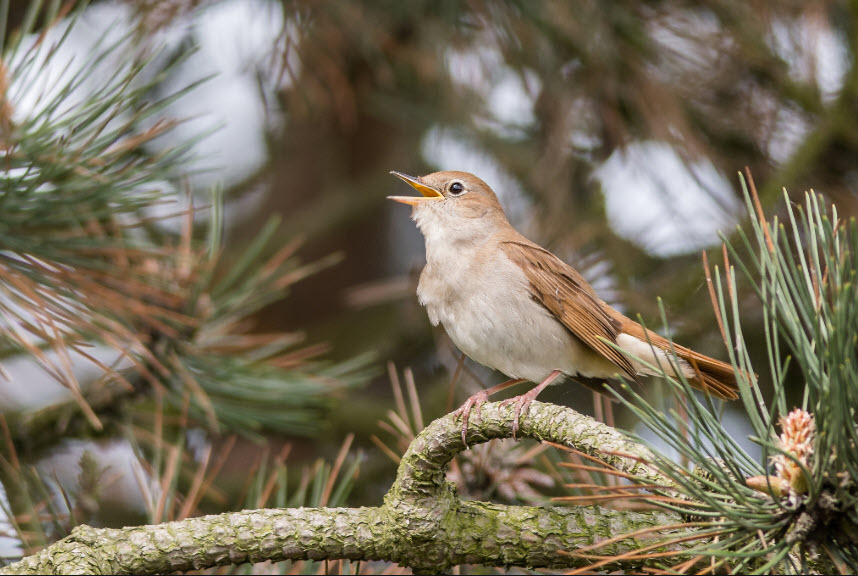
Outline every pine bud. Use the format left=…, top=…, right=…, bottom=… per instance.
left=772, top=408, right=814, bottom=496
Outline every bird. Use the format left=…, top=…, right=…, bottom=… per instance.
left=388, top=170, right=740, bottom=443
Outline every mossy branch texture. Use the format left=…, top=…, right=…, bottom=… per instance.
left=1, top=401, right=691, bottom=574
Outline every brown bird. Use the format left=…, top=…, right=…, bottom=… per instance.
left=389, top=170, right=739, bottom=442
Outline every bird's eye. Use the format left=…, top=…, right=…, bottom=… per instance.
left=449, top=182, right=465, bottom=195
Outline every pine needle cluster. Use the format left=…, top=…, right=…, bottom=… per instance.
left=600, top=173, right=858, bottom=574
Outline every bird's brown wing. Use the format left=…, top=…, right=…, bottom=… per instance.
left=500, top=240, right=639, bottom=381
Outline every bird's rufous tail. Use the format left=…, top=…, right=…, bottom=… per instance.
left=617, top=316, right=741, bottom=400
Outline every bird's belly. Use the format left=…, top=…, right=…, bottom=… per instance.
left=426, top=279, right=616, bottom=383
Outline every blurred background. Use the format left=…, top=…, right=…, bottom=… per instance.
left=1, top=0, right=857, bottom=571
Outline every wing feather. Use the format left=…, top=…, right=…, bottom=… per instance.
left=500, top=240, right=638, bottom=381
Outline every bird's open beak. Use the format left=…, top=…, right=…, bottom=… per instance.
left=388, top=171, right=443, bottom=205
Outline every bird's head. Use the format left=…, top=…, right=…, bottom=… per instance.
left=388, top=170, right=508, bottom=244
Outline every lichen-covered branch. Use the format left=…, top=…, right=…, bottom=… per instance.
left=1, top=502, right=683, bottom=575
left=0, top=402, right=686, bottom=575
left=392, top=398, right=669, bottom=498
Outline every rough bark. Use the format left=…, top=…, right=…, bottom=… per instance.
left=1, top=401, right=689, bottom=575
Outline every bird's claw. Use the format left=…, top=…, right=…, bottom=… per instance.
left=501, top=393, right=535, bottom=441
left=454, top=390, right=490, bottom=448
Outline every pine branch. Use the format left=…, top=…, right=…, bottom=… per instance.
left=0, top=401, right=691, bottom=575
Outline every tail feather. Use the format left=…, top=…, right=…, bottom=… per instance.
left=670, top=342, right=740, bottom=400
left=613, top=311, right=742, bottom=400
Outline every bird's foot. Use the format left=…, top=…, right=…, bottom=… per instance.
left=453, top=378, right=526, bottom=448
left=500, top=370, right=562, bottom=440
left=500, top=392, right=537, bottom=440
left=453, top=390, right=489, bottom=448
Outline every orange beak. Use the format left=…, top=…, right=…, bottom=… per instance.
left=388, top=171, right=443, bottom=205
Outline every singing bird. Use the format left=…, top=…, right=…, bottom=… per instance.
left=389, top=170, right=739, bottom=442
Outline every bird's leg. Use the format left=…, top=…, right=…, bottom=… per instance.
left=501, top=370, right=563, bottom=439
left=454, top=378, right=526, bottom=447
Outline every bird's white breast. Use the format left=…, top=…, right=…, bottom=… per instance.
left=409, top=199, right=695, bottom=385
left=416, top=235, right=617, bottom=383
